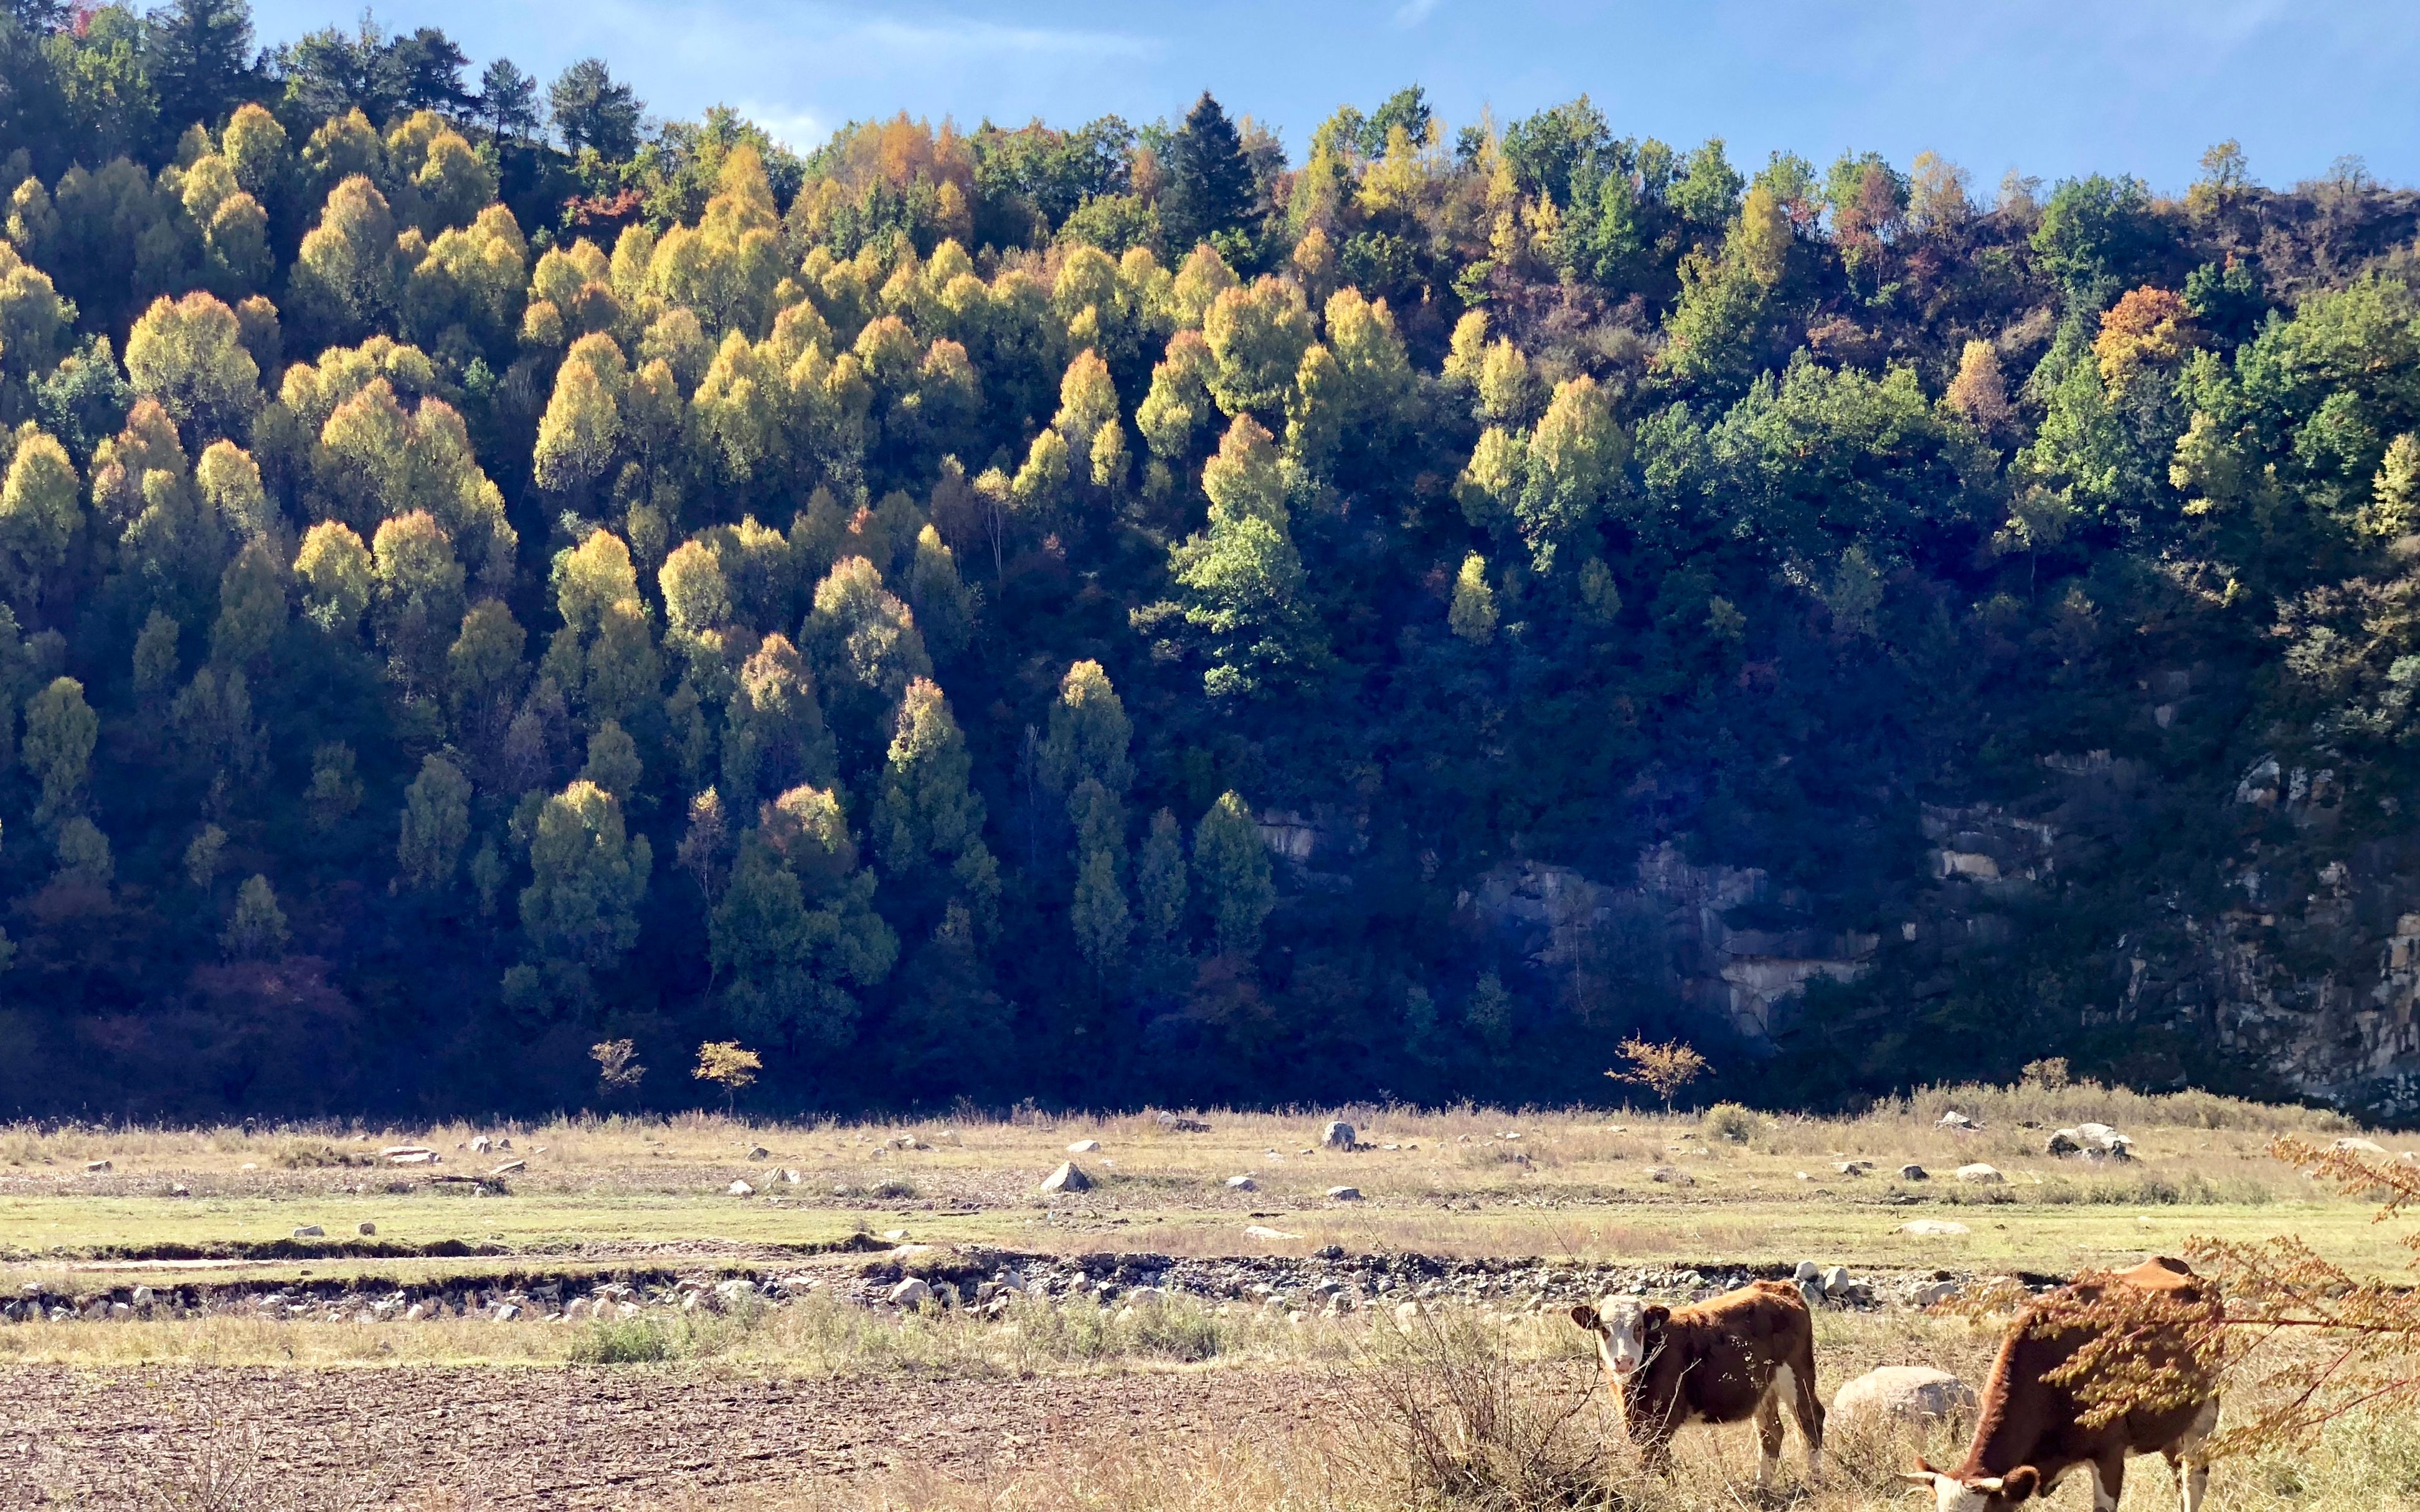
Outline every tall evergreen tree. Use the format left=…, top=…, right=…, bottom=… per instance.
left=147, top=0, right=255, bottom=135
left=1161, top=92, right=1254, bottom=250
left=549, top=57, right=642, bottom=159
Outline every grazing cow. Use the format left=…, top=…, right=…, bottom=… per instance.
left=1569, top=1278, right=1824, bottom=1486
left=1904, top=1256, right=2220, bottom=1512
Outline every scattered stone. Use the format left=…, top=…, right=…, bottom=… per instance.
left=748, top=1145, right=770, bottom=1161
left=1937, top=1110, right=1976, bottom=1130
left=1954, top=1163, right=2003, bottom=1184
left=1321, top=1120, right=1356, bottom=1151
left=1067, top=1140, right=1102, bottom=1154
left=1833, top=1160, right=1873, bottom=1176
left=888, top=1278, right=933, bottom=1308
left=291, top=1225, right=325, bottom=1239
left=491, top=1160, right=526, bottom=1176
left=1830, top=1366, right=1977, bottom=1433
left=1039, top=1161, right=1093, bottom=1194
left=1647, top=1166, right=1695, bottom=1186
left=404, top=1303, right=430, bottom=1321
left=727, top=1180, right=754, bottom=1197
left=1157, top=1112, right=1211, bottom=1133
left=1394, top=1300, right=1422, bottom=1323
left=1226, top=1175, right=1257, bottom=1191
left=1899, top=1164, right=1929, bottom=1181
left=1326, top=1186, right=1364, bottom=1202
left=168, top=1184, right=190, bottom=1197
left=491, top=1303, right=520, bottom=1322
left=1794, top=1260, right=1822, bottom=1283
left=1821, top=1265, right=1851, bottom=1295
left=469, top=1136, right=492, bottom=1155
left=1901, top=1219, right=1970, bottom=1236
left=83, top=1160, right=111, bottom=1173
left=714, top=1279, right=757, bottom=1307
left=1243, top=1224, right=1302, bottom=1241
left=1795, top=1171, right=1812, bottom=1182
left=781, top=1169, right=802, bottom=1184
left=1908, top=1278, right=1964, bottom=1306
left=383, top=1147, right=437, bottom=1165
left=131, top=1287, right=154, bottom=1308
left=357, top=1222, right=376, bottom=1237
left=2334, top=1136, right=2390, bottom=1156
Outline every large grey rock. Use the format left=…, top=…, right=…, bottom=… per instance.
left=2047, top=1123, right=2133, bottom=1160
left=1899, top=1163, right=1929, bottom=1180
left=726, top=1179, right=754, bottom=1196
left=1039, top=1161, right=1093, bottom=1194
left=1226, top=1175, right=1257, bottom=1191
left=83, top=1160, right=111, bottom=1173
left=1325, top=1185, right=1363, bottom=1201
left=1821, top=1265, right=1851, bottom=1295
left=1067, top=1139, right=1102, bottom=1154
left=1647, top=1165, right=1695, bottom=1186
left=887, top=1278, right=933, bottom=1308
left=1937, top=1110, right=1975, bottom=1130
left=291, top=1225, right=325, bottom=1239
left=1158, top=1112, right=1211, bottom=1132
left=1830, top=1366, right=1976, bottom=1432
left=1793, top=1260, right=1822, bottom=1283
left=1321, top=1120, right=1356, bottom=1150
left=1954, top=1163, right=2003, bottom=1184
left=357, top=1221, right=377, bottom=1236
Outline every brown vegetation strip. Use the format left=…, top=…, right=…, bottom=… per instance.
left=7, top=1363, right=1343, bottom=1507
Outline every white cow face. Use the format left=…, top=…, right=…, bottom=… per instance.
left=1567, top=1295, right=1666, bottom=1378
left=1901, top=1464, right=2041, bottom=1511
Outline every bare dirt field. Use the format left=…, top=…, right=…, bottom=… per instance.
left=4, top=1361, right=1343, bottom=1508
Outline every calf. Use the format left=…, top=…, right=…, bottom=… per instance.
left=1569, top=1278, right=1823, bottom=1486
left=1905, top=1256, right=2220, bottom=1512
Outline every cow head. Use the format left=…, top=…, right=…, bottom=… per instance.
left=1900, top=1460, right=2040, bottom=1510
left=1567, top=1295, right=1666, bottom=1379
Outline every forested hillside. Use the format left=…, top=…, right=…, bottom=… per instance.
left=1, top=2, right=2418, bottom=1120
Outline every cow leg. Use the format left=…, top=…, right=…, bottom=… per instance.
left=1752, top=1381, right=1784, bottom=1487
left=2169, top=1396, right=2219, bottom=1512
left=1782, top=1357, right=1824, bottom=1475
left=2091, top=1455, right=2124, bottom=1512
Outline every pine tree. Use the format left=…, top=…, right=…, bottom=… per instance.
left=1163, top=92, right=1255, bottom=251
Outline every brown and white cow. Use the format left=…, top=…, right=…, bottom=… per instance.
left=1569, top=1278, right=1824, bottom=1486
left=1904, top=1256, right=2221, bottom=1512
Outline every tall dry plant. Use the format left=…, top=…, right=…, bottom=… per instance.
left=1336, top=1306, right=1630, bottom=1511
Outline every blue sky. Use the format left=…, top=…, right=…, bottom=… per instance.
left=248, top=1, right=2420, bottom=191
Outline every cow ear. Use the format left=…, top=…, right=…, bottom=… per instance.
left=1641, top=1304, right=1670, bottom=1330
left=2002, top=1466, right=2041, bottom=1501
left=1568, top=1304, right=1600, bottom=1332
left=1896, top=1470, right=1940, bottom=1487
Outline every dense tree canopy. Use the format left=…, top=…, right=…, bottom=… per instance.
left=0, top=4, right=2415, bottom=1119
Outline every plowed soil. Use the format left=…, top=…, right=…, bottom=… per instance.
left=5, top=1363, right=1342, bottom=1508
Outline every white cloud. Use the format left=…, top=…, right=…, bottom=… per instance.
left=733, top=103, right=828, bottom=151
left=846, top=14, right=1159, bottom=62
left=1394, top=0, right=1445, bottom=24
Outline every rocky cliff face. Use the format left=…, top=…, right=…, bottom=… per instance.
left=1447, top=751, right=2420, bottom=1118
